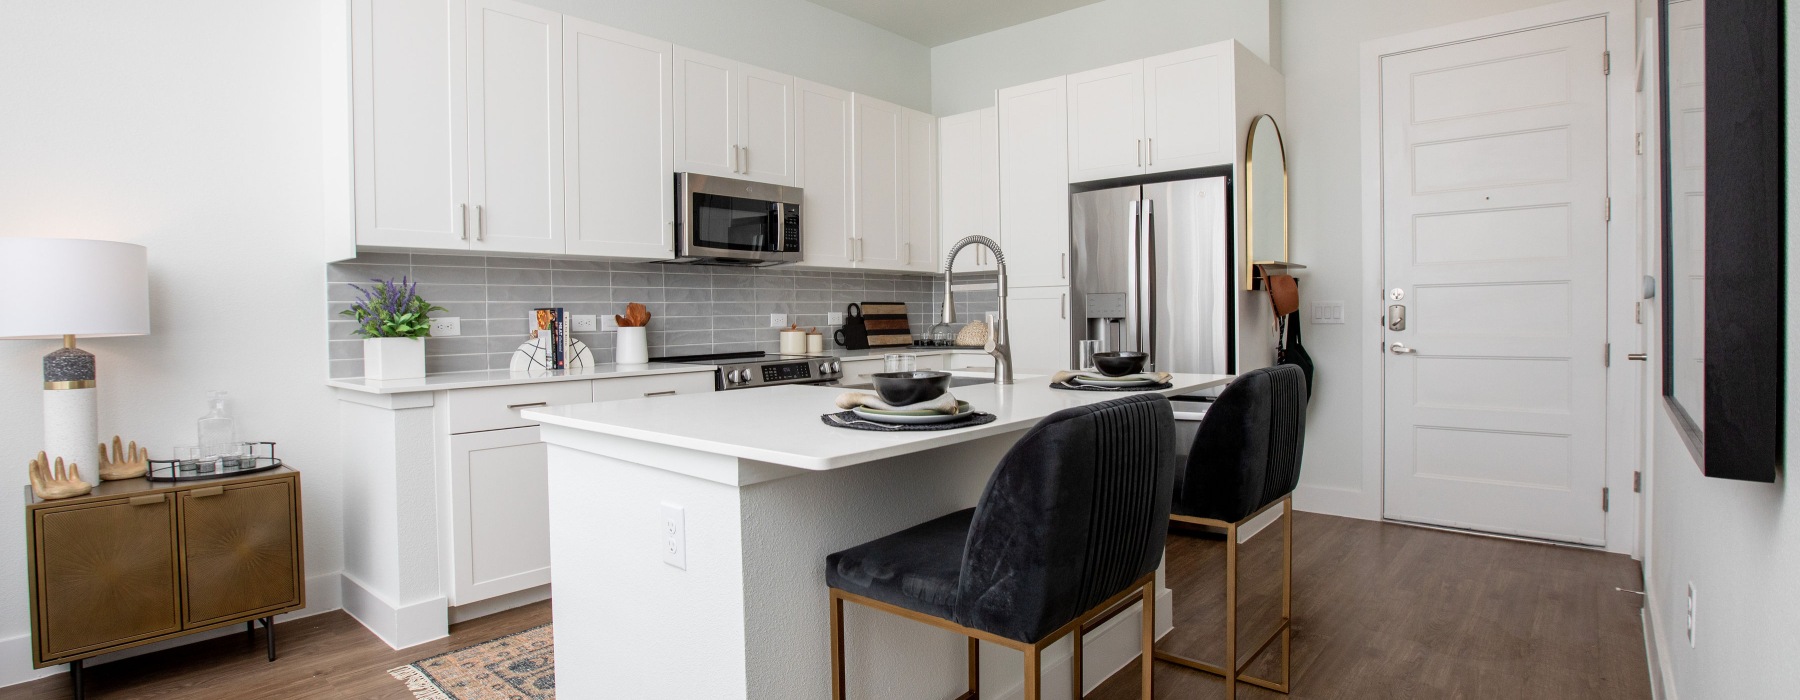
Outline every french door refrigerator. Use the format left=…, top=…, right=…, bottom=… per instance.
left=1069, top=176, right=1232, bottom=397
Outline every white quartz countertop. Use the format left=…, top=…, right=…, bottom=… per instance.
left=819, top=346, right=991, bottom=361
left=527, top=373, right=1232, bottom=471
left=326, top=362, right=715, bottom=394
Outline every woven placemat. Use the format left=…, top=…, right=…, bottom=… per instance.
left=820, top=411, right=998, bottom=432
left=1049, top=380, right=1175, bottom=392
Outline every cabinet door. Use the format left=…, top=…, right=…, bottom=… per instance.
left=901, top=107, right=938, bottom=273
left=32, top=496, right=181, bottom=662
left=1066, top=60, right=1146, bottom=183
left=1006, top=286, right=1073, bottom=373
left=350, top=0, right=469, bottom=250
left=1144, top=45, right=1231, bottom=173
left=465, top=0, right=564, bottom=254
left=852, top=94, right=906, bottom=270
left=673, top=47, right=738, bottom=178
left=938, top=109, right=999, bottom=272
left=795, top=79, right=854, bottom=267
left=179, top=479, right=302, bottom=626
left=998, top=76, right=1071, bottom=288
left=449, top=427, right=552, bottom=604
left=562, top=19, right=674, bottom=259
left=738, top=66, right=795, bottom=186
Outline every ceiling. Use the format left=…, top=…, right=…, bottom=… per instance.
left=802, top=0, right=1110, bottom=46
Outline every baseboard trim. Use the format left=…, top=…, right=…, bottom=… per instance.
left=984, top=587, right=1175, bottom=700
left=1643, top=586, right=1678, bottom=700
left=448, top=584, right=551, bottom=625
left=340, top=573, right=449, bottom=650
left=0, top=572, right=345, bottom=690
left=1293, top=484, right=1378, bottom=521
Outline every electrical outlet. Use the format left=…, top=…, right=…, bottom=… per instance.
left=769, top=313, right=789, bottom=328
left=827, top=312, right=844, bottom=325
left=1310, top=301, right=1345, bottom=325
left=1686, top=583, right=1696, bottom=647
left=571, top=314, right=598, bottom=332
left=429, top=317, right=461, bottom=337
left=662, top=503, right=686, bottom=570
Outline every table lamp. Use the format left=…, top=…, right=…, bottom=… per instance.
left=0, top=238, right=150, bottom=494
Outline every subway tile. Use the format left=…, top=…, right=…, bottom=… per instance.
left=431, top=302, right=486, bottom=320
left=328, top=321, right=364, bottom=341
left=610, top=262, right=665, bottom=273
left=554, top=286, right=612, bottom=303
left=485, top=256, right=553, bottom=269
left=552, top=259, right=608, bottom=271
left=489, top=317, right=528, bottom=337
left=552, top=270, right=610, bottom=287
left=663, top=271, right=712, bottom=288
left=664, top=287, right=711, bottom=303
left=712, top=328, right=763, bottom=343
left=329, top=340, right=363, bottom=360
left=453, top=320, right=488, bottom=337
left=426, top=354, right=489, bottom=374
left=712, top=302, right=758, bottom=316
left=659, top=344, right=714, bottom=357
left=658, top=316, right=712, bottom=331
left=329, top=358, right=364, bottom=378
left=328, top=263, right=411, bottom=283
left=483, top=267, right=551, bottom=286
left=712, top=274, right=754, bottom=289
left=488, top=285, right=554, bottom=302
left=712, top=315, right=761, bottom=329
left=610, top=270, right=662, bottom=287
left=660, top=302, right=711, bottom=318
left=557, top=302, right=614, bottom=318
left=712, top=287, right=756, bottom=302
left=425, top=336, right=489, bottom=356
left=343, top=252, right=412, bottom=265
left=665, top=330, right=714, bottom=346
left=414, top=283, right=489, bottom=302
left=610, top=286, right=666, bottom=303
left=412, top=265, right=488, bottom=284
left=412, top=253, right=485, bottom=267
left=488, top=335, right=531, bottom=353
left=754, top=288, right=796, bottom=302
left=487, top=302, right=546, bottom=323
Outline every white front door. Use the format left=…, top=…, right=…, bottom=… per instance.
left=1380, top=18, right=1610, bottom=545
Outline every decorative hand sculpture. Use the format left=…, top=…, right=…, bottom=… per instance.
left=99, top=436, right=148, bottom=481
left=29, top=451, right=93, bottom=500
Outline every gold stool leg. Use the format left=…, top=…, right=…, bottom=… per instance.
left=1023, top=645, right=1042, bottom=700
left=968, top=636, right=981, bottom=698
left=1072, top=626, right=1084, bottom=699
left=1225, top=520, right=1238, bottom=700
left=830, top=591, right=846, bottom=700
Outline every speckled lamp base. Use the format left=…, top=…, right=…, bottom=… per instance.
left=43, top=339, right=98, bottom=488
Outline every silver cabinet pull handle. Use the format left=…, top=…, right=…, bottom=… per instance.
left=1136, top=139, right=1143, bottom=167
left=1627, top=353, right=1648, bottom=361
left=741, top=146, right=748, bottom=173
left=476, top=205, right=486, bottom=241
left=1061, top=293, right=1068, bottom=319
left=1146, top=138, right=1153, bottom=166
left=460, top=203, right=469, bottom=240
left=1389, top=343, right=1416, bottom=355
left=643, top=390, right=677, bottom=397
left=904, top=241, right=912, bottom=264
left=506, top=401, right=549, bottom=410
left=1061, top=252, right=1067, bottom=279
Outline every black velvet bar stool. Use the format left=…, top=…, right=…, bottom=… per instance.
left=1090, top=365, right=1308, bottom=697
left=826, top=394, right=1179, bottom=700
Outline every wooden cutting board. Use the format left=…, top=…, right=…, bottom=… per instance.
left=859, top=302, right=913, bottom=348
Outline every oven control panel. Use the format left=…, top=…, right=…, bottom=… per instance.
left=716, top=357, right=843, bottom=390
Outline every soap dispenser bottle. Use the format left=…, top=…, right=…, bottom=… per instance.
left=197, top=391, right=237, bottom=458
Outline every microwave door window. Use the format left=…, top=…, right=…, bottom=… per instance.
left=694, top=193, right=777, bottom=252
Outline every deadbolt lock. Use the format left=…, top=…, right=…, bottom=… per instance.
left=1388, top=305, right=1406, bottom=331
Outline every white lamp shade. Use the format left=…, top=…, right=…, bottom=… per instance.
left=0, top=238, right=150, bottom=339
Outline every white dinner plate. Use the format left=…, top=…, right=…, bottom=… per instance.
left=1071, top=376, right=1160, bottom=388
left=852, top=401, right=974, bottom=425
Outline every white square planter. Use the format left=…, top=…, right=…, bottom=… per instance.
left=364, top=337, right=426, bottom=380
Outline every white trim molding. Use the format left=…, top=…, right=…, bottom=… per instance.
left=1356, top=0, right=1643, bottom=555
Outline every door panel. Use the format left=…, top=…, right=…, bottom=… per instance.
left=673, top=47, right=737, bottom=178
left=740, top=67, right=795, bottom=185
left=35, top=497, right=181, bottom=659
left=796, top=80, right=854, bottom=267
left=1144, top=45, right=1230, bottom=172
left=1066, top=60, right=1145, bottom=183
left=998, top=76, right=1070, bottom=289
left=450, top=427, right=552, bottom=604
left=563, top=19, right=672, bottom=259
left=180, top=480, right=301, bottom=625
left=351, top=0, right=467, bottom=249
left=938, top=109, right=999, bottom=272
left=853, top=94, right=905, bottom=269
left=1381, top=19, right=1609, bottom=545
left=466, top=0, right=563, bottom=254
left=902, top=108, right=937, bottom=272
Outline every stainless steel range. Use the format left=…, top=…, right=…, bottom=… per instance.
left=657, top=351, right=843, bottom=391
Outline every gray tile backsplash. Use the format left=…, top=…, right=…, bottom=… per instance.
left=326, top=253, right=998, bottom=379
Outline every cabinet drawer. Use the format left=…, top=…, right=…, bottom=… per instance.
left=179, top=478, right=302, bottom=626
left=447, top=381, right=593, bottom=434
left=945, top=353, right=995, bottom=371
left=32, top=495, right=181, bottom=662
left=592, top=371, right=714, bottom=402
left=839, top=358, right=886, bottom=382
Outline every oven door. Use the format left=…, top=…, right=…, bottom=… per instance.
left=677, top=173, right=802, bottom=263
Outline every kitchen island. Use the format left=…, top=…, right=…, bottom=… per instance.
left=526, top=373, right=1231, bottom=699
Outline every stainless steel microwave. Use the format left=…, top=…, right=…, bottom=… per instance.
left=669, top=173, right=802, bottom=266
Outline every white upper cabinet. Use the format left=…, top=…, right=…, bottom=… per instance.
left=938, top=108, right=999, bottom=273
left=347, top=0, right=468, bottom=250
left=464, top=0, right=564, bottom=255
left=1066, top=60, right=1146, bottom=183
left=901, top=107, right=937, bottom=273
left=561, top=19, right=673, bottom=259
left=851, top=93, right=906, bottom=270
left=795, top=79, right=854, bottom=268
left=1143, top=44, right=1232, bottom=173
left=998, top=76, right=1070, bottom=288
left=673, top=48, right=794, bottom=186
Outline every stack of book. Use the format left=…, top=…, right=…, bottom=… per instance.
left=533, top=308, right=572, bottom=370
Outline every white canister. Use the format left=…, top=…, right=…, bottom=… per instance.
left=779, top=329, right=807, bottom=355
left=364, top=337, right=426, bottom=380
left=806, top=333, right=824, bottom=354
left=616, top=326, right=649, bottom=364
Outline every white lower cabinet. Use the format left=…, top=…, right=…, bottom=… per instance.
left=1006, top=286, right=1073, bottom=373
left=448, top=426, right=552, bottom=605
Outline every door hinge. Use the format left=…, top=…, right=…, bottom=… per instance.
left=1603, top=487, right=1611, bottom=512
left=1633, top=471, right=1642, bottom=493
left=1636, top=132, right=1645, bottom=155
left=1604, top=196, right=1612, bottom=221
left=1602, top=51, right=1611, bottom=75
left=1604, top=342, right=1612, bottom=367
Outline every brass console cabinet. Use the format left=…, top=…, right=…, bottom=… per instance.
left=26, top=467, right=305, bottom=698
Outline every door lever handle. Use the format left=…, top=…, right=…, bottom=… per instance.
left=1389, top=342, right=1416, bottom=355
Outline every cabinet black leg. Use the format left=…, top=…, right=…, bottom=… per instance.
left=246, top=620, right=257, bottom=644
left=263, top=617, right=277, bottom=662
left=68, top=659, right=83, bottom=700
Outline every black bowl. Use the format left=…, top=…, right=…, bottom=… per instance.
left=1091, top=351, right=1148, bottom=377
left=869, top=371, right=952, bottom=406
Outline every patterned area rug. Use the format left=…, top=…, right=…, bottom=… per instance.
left=389, top=624, right=555, bottom=700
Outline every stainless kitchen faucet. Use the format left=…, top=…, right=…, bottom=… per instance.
left=941, top=236, right=1013, bottom=385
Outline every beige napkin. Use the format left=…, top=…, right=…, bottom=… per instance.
left=834, top=392, right=961, bottom=414
left=1051, top=370, right=1173, bottom=385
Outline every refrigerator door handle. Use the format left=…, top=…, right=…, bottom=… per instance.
left=1126, top=200, right=1142, bottom=353
left=1140, top=199, right=1156, bottom=367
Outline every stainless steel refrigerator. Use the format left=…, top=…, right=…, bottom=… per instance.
left=1070, top=177, right=1232, bottom=391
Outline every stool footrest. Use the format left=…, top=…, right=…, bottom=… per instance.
left=1151, top=616, right=1291, bottom=693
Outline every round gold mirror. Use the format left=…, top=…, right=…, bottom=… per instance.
left=1245, top=114, right=1289, bottom=289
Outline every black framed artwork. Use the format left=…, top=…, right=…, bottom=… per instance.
left=1657, top=0, right=1784, bottom=481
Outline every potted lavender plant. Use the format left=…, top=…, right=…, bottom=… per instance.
left=340, top=277, right=447, bottom=380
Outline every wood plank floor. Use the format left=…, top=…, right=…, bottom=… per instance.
left=0, top=513, right=1649, bottom=699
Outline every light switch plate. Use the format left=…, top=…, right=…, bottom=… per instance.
left=662, top=503, right=686, bottom=570
left=429, top=317, right=461, bottom=337
left=827, top=312, right=844, bottom=325
left=1310, top=301, right=1345, bottom=325
left=571, top=314, right=598, bottom=332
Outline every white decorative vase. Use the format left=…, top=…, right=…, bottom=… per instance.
left=364, top=337, right=426, bottom=380
left=616, top=326, right=649, bottom=365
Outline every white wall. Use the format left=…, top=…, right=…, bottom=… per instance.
left=1639, top=7, right=1800, bottom=698
left=1278, top=0, right=1566, bottom=510
left=929, top=0, right=1278, bottom=115
left=0, top=0, right=928, bottom=687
